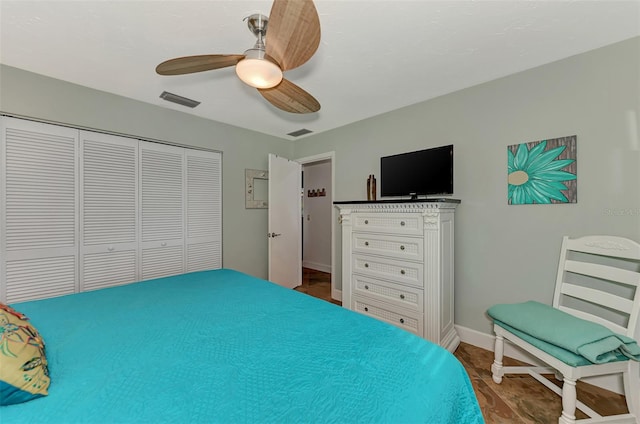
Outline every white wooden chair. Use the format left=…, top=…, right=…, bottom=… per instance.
left=490, top=235, right=640, bottom=424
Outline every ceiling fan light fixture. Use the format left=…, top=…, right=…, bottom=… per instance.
left=235, top=48, right=283, bottom=89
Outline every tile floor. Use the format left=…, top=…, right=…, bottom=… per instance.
left=295, top=268, right=629, bottom=424
left=455, top=342, right=627, bottom=423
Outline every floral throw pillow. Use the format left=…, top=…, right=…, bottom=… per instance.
left=0, top=303, right=50, bottom=405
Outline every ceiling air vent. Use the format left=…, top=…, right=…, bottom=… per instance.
left=159, top=91, right=201, bottom=108
left=287, top=128, right=313, bottom=137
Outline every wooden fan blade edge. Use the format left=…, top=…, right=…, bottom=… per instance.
left=156, top=54, right=245, bottom=75
left=265, top=0, right=321, bottom=72
left=258, top=78, right=320, bottom=114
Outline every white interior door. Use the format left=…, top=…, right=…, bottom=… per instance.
left=1, top=117, right=79, bottom=303
left=268, top=154, right=301, bottom=288
left=79, top=131, right=138, bottom=292
left=185, top=149, right=222, bottom=272
left=139, top=141, right=185, bottom=281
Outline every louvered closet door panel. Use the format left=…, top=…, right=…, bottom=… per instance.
left=80, top=131, right=138, bottom=291
left=1, top=117, right=78, bottom=302
left=140, top=141, right=184, bottom=280
left=83, top=250, right=137, bottom=291
left=186, top=150, right=222, bottom=272
left=6, top=255, right=77, bottom=303
left=142, top=245, right=184, bottom=280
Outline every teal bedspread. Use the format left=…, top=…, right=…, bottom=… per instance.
left=2, top=269, right=483, bottom=423
left=488, top=301, right=640, bottom=365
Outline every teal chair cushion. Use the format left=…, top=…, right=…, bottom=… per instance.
left=488, top=301, right=639, bottom=365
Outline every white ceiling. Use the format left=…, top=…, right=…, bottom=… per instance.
left=1, top=1, right=639, bottom=140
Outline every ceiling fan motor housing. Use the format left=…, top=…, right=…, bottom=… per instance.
left=245, top=14, right=269, bottom=37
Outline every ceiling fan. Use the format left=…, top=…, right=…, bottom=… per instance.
left=156, top=0, right=321, bottom=114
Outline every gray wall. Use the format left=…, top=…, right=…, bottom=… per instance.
left=293, top=37, right=640, bottom=335
left=2, top=37, right=638, bottom=336
left=0, top=64, right=293, bottom=279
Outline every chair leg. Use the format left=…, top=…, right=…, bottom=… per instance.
left=559, top=378, right=577, bottom=424
left=623, top=362, right=639, bottom=418
left=491, top=334, right=504, bottom=384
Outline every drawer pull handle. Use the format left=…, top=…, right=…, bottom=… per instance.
left=364, top=307, right=369, bottom=312
left=400, top=245, right=405, bottom=250
left=364, top=285, right=369, bottom=290
left=364, top=241, right=369, bottom=246
left=364, top=220, right=369, bottom=224
left=400, top=269, right=405, bottom=275
left=400, top=221, right=405, bottom=226
left=364, top=263, right=369, bottom=268
left=399, top=318, right=405, bottom=324
left=399, top=294, right=405, bottom=299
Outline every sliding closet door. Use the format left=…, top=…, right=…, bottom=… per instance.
left=185, top=149, right=222, bottom=272
left=1, top=117, right=79, bottom=303
left=139, top=141, right=185, bottom=280
left=79, top=131, right=138, bottom=291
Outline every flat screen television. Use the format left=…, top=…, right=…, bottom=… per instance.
left=380, top=144, right=453, bottom=198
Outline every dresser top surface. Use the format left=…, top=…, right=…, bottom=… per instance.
left=334, top=198, right=460, bottom=205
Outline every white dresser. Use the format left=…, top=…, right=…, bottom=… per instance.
left=335, top=200, right=460, bottom=352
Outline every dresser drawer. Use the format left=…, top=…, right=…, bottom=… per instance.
left=352, top=295, right=423, bottom=336
left=352, top=233, right=423, bottom=261
left=352, top=254, right=424, bottom=288
left=353, top=274, right=423, bottom=312
left=352, top=213, right=422, bottom=236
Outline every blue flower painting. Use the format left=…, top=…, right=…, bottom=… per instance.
left=508, top=136, right=577, bottom=205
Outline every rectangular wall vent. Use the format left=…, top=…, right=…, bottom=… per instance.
left=287, top=128, right=313, bottom=137
left=159, top=91, right=201, bottom=108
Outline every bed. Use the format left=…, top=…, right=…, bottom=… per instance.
left=1, top=269, right=483, bottom=423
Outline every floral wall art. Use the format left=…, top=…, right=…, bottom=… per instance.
left=507, top=135, right=577, bottom=205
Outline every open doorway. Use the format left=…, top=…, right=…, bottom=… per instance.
left=297, top=152, right=339, bottom=302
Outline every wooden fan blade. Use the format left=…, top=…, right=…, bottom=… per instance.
left=258, top=78, right=320, bottom=114
left=265, top=0, right=320, bottom=71
left=156, top=54, right=245, bottom=75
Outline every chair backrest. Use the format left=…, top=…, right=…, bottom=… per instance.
left=552, top=235, right=640, bottom=341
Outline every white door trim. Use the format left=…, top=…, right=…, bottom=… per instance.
left=296, top=151, right=340, bottom=302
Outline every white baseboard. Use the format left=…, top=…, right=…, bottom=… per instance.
left=302, top=261, right=331, bottom=273
left=332, top=288, right=342, bottom=302
left=455, top=325, right=624, bottom=395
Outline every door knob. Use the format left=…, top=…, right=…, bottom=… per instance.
left=268, top=232, right=282, bottom=238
